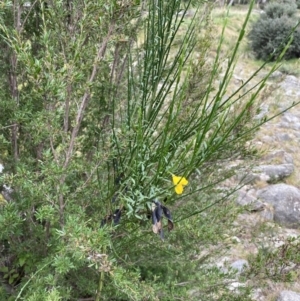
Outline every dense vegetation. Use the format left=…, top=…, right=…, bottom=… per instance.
left=249, top=0, right=300, bottom=60
left=0, top=0, right=298, bottom=300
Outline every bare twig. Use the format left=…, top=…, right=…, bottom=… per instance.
left=0, top=123, right=18, bottom=130
left=64, top=81, right=72, bottom=133
left=49, top=136, right=58, bottom=163
left=9, top=0, right=22, bottom=161
left=57, top=23, right=116, bottom=226
left=20, top=0, right=39, bottom=34
left=64, top=22, right=115, bottom=169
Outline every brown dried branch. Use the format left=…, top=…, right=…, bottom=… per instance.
left=57, top=22, right=116, bottom=226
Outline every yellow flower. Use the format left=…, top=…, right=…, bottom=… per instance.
left=172, top=174, right=188, bottom=195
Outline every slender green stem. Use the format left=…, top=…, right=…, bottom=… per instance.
left=15, top=261, right=52, bottom=301
left=95, top=245, right=107, bottom=301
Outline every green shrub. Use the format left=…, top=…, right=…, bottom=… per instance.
left=247, top=236, right=300, bottom=283
left=240, top=0, right=251, bottom=4
left=278, top=62, right=300, bottom=76
left=248, top=1, right=300, bottom=60
left=0, top=0, right=299, bottom=300
left=264, top=1, right=297, bottom=18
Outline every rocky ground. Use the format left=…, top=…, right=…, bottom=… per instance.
left=218, top=67, right=300, bottom=300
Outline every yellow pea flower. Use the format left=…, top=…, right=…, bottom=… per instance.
left=172, top=174, right=188, bottom=195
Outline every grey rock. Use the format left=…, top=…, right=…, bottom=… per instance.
left=278, top=121, right=300, bottom=131
left=236, top=190, right=265, bottom=211
left=263, top=150, right=293, bottom=165
left=276, top=133, right=292, bottom=142
left=280, top=75, right=300, bottom=97
left=237, top=171, right=260, bottom=184
left=292, top=123, right=300, bottom=131
left=255, top=104, right=269, bottom=120
left=269, top=70, right=283, bottom=78
left=257, top=184, right=300, bottom=228
left=277, top=290, right=300, bottom=301
left=281, top=113, right=300, bottom=124
left=279, top=122, right=292, bottom=129
left=230, top=259, right=249, bottom=274
left=0, top=184, right=14, bottom=202
left=255, top=164, right=294, bottom=182
left=259, top=202, right=274, bottom=222
left=236, top=189, right=255, bottom=204
left=238, top=164, right=294, bottom=185
left=251, top=288, right=265, bottom=301
left=228, top=281, right=245, bottom=291
left=285, top=75, right=299, bottom=84
left=260, top=135, right=275, bottom=144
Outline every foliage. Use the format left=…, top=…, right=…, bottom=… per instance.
left=265, top=0, right=297, bottom=18
left=237, top=0, right=252, bottom=4
left=0, top=0, right=299, bottom=300
left=248, top=1, right=300, bottom=60
left=278, top=60, right=300, bottom=76
left=246, top=236, right=300, bottom=283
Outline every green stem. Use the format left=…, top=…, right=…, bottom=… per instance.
left=15, top=261, right=52, bottom=301
left=95, top=270, right=105, bottom=301
left=95, top=246, right=107, bottom=301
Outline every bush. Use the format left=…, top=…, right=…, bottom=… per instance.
left=0, top=0, right=298, bottom=300
left=264, top=1, right=297, bottom=18
left=248, top=1, right=300, bottom=60
left=278, top=62, right=300, bottom=76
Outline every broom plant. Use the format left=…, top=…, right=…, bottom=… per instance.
left=0, top=0, right=299, bottom=299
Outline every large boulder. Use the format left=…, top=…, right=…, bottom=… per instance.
left=236, top=189, right=274, bottom=223
left=257, top=184, right=300, bottom=228
left=277, top=290, right=300, bottom=301
left=255, top=164, right=294, bottom=182
left=238, top=163, right=294, bottom=184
